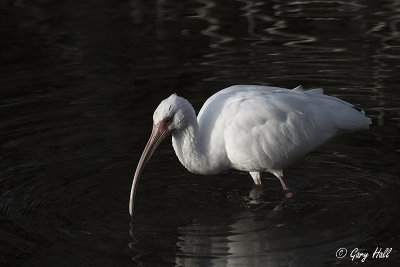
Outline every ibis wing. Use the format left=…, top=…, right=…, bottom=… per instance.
left=221, top=90, right=336, bottom=171
left=197, top=85, right=371, bottom=171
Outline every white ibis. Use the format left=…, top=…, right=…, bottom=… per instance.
left=129, top=85, right=371, bottom=216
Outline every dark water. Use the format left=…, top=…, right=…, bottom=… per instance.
left=1, top=0, right=399, bottom=266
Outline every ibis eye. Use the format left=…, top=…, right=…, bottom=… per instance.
left=165, top=118, right=171, bottom=125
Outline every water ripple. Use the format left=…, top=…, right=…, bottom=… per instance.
left=173, top=171, right=400, bottom=266
left=1, top=0, right=399, bottom=265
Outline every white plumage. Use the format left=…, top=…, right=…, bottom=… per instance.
left=129, top=85, right=371, bottom=216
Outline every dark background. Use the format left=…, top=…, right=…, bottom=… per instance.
left=1, top=0, right=399, bottom=266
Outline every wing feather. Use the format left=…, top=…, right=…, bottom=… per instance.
left=197, top=85, right=371, bottom=172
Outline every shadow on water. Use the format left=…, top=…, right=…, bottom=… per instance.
left=0, top=0, right=399, bottom=266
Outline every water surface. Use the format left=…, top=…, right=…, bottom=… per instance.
left=1, top=0, right=399, bottom=266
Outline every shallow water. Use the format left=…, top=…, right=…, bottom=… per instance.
left=1, top=0, right=399, bottom=266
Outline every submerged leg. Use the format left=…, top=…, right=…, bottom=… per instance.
left=249, top=184, right=264, bottom=204
left=249, top=171, right=262, bottom=185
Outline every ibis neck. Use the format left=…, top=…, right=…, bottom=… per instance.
left=172, top=121, right=208, bottom=174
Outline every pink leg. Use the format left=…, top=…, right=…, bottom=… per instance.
left=277, top=175, right=293, bottom=197
left=271, top=170, right=291, bottom=191
left=278, top=176, right=290, bottom=191
left=249, top=171, right=262, bottom=185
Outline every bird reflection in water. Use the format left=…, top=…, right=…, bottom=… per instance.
left=128, top=185, right=293, bottom=266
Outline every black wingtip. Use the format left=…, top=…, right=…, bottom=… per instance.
left=352, top=106, right=363, bottom=112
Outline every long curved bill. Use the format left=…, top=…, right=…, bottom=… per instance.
left=129, top=123, right=170, bottom=217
